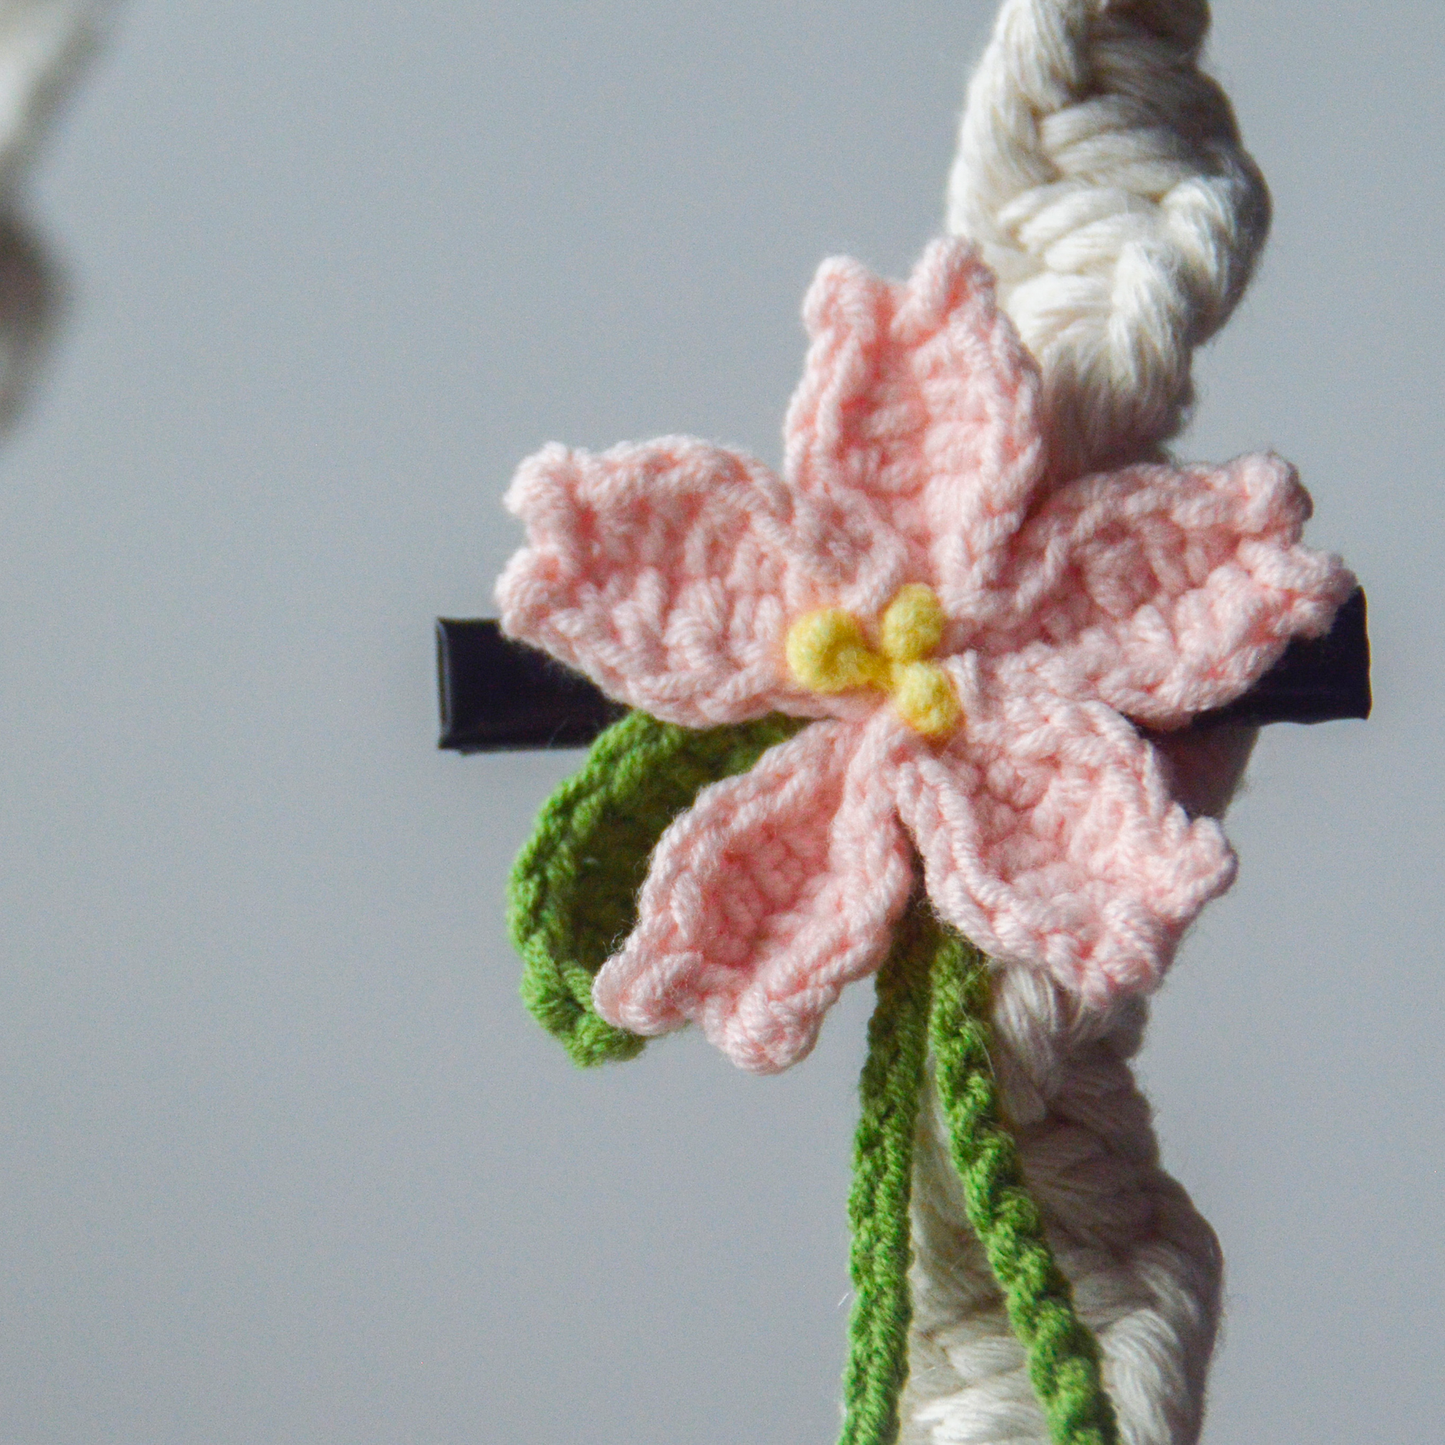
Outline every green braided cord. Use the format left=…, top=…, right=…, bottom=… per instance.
left=927, top=926, right=1121, bottom=1445
left=838, top=899, right=936, bottom=1445
left=507, top=709, right=806, bottom=1066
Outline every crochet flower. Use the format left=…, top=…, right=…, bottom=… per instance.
left=497, top=239, right=1353, bottom=1073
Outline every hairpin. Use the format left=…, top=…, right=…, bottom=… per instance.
left=445, top=5, right=1367, bottom=1441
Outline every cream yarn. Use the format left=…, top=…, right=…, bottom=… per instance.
left=902, top=973, right=1224, bottom=1445
left=947, top=0, right=1269, bottom=483
left=904, top=3, right=1270, bottom=1441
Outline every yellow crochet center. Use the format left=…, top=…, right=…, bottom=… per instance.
left=785, top=584, right=962, bottom=739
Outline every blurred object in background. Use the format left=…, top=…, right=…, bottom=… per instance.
left=0, top=1, right=105, bottom=182
left=0, top=0, right=109, bottom=424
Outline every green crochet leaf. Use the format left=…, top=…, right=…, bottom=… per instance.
left=507, top=708, right=808, bottom=1066
left=510, top=713, right=1118, bottom=1441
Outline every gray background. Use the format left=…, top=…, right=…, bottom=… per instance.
left=0, top=1, right=1438, bottom=1441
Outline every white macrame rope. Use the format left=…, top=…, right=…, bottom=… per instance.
left=906, top=4, right=1269, bottom=1442
left=902, top=973, right=1224, bottom=1445
left=947, top=0, right=1269, bottom=481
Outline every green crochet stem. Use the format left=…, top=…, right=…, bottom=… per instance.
left=925, top=923, right=1120, bottom=1445
left=839, top=906, right=1118, bottom=1445
left=509, top=711, right=1117, bottom=1442
left=839, top=900, right=935, bottom=1445
left=507, top=709, right=805, bottom=1065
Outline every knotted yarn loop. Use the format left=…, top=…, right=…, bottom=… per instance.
left=786, top=585, right=963, bottom=740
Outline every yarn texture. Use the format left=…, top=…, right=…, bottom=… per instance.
left=948, top=0, right=1270, bottom=482
left=841, top=901, right=935, bottom=1445
left=928, top=934, right=1117, bottom=1445
left=842, top=903, right=1121, bottom=1445
left=496, top=4, right=1344, bottom=1441
left=508, top=708, right=803, bottom=1065
left=902, top=5, right=1283, bottom=1443
left=507, top=702, right=1125, bottom=1445
left=498, top=237, right=1352, bottom=1074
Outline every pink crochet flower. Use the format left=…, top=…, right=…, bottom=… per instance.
left=497, top=239, right=1353, bottom=1074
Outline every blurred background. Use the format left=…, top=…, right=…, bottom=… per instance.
left=0, top=2, right=1438, bottom=1441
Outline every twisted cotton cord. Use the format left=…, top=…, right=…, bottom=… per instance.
left=903, top=969, right=1222, bottom=1445
left=844, top=907, right=1122, bottom=1445
left=909, top=4, right=1261, bottom=1440
left=947, top=0, right=1270, bottom=481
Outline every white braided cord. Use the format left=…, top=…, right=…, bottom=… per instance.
left=947, top=0, right=1269, bottom=481
left=906, top=4, right=1269, bottom=1440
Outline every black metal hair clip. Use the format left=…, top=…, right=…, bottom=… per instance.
left=435, top=588, right=1370, bottom=753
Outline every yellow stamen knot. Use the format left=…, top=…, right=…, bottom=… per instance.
left=785, top=584, right=962, bottom=739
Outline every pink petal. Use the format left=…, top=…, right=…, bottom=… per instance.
left=592, top=716, right=914, bottom=1073
left=497, top=437, right=911, bottom=727
left=967, top=453, right=1357, bottom=727
left=782, top=238, right=1047, bottom=596
left=892, top=667, right=1236, bottom=1002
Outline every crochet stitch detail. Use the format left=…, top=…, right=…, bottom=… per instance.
left=928, top=928, right=1119, bottom=1445
left=509, top=741, right=1120, bottom=1445
left=508, top=708, right=805, bottom=1065
left=841, top=899, right=935, bottom=1445
left=841, top=898, right=1118, bottom=1445
left=497, top=236, right=1354, bottom=1072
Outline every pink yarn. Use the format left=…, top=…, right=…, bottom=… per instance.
left=497, top=239, right=1354, bottom=1074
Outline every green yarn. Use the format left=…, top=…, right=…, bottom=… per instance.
left=837, top=903, right=1118, bottom=1445
left=927, top=925, right=1121, bottom=1445
left=508, top=716, right=1117, bottom=1439
left=507, top=708, right=806, bottom=1066
left=838, top=895, right=936, bottom=1439
left=839, top=900, right=935, bottom=1445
